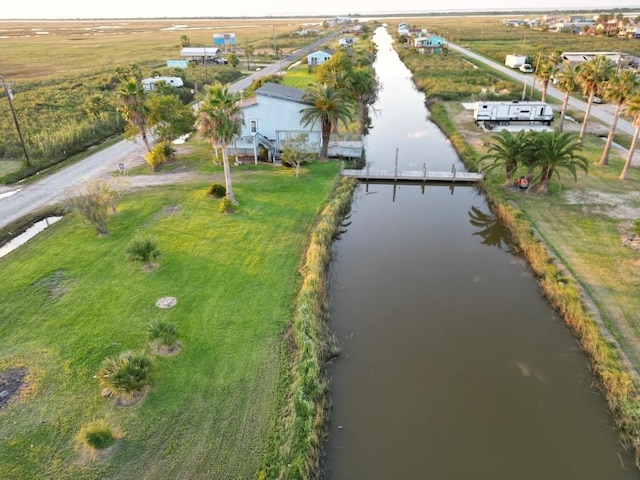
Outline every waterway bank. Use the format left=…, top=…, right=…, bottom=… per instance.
left=427, top=96, right=640, bottom=468
left=257, top=176, right=357, bottom=479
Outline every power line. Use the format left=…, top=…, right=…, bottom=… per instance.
left=0, top=75, right=30, bottom=166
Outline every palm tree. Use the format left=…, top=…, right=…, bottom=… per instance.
left=598, top=70, right=640, bottom=166
left=536, top=58, right=556, bottom=103
left=180, top=34, right=191, bottom=47
left=619, top=92, right=640, bottom=180
left=555, top=65, right=579, bottom=132
left=528, top=129, right=589, bottom=194
left=115, top=78, right=152, bottom=152
left=300, top=84, right=354, bottom=159
left=576, top=55, right=615, bottom=145
left=479, top=129, right=534, bottom=187
left=244, top=45, right=255, bottom=71
left=197, top=83, right=243, bottom=204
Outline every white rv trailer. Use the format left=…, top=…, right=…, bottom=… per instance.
left=504, top=54, right=527, bottom=68
left=473, top=101, right=554, bottom=127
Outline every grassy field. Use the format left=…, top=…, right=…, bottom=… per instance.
left=0, top=155, right=341, bottom=479
left=0, top=17, right=337, bottom=175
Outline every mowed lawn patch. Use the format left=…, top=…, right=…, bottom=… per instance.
left=0, top=161, right=340, bottom=479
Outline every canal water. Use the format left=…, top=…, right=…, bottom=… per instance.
left=322, top=26, right=639, bottom=479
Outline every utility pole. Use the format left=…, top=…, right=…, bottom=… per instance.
left=0, top=75, right=30, bottom=166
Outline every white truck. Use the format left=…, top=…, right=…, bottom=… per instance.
left=473, top=101, right=554, bottom=128
left=505, top=54, right=528, bottom=69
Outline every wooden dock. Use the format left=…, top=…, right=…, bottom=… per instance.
left=342, top=167, right=483, bottom=183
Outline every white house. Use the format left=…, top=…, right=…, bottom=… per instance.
left=230, top=83, right=322, bottom=163
left=398, top=23, right=410, bottom=35
left=229, top=83, right=363, bottom=163
left=307, top=49, right=334, bottom=68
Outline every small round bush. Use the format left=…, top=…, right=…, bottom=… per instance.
left=148, top=320, right=179, bottom=347
left=78, top=420, right=117, bottom=450
left=127, top=237, right=160, bottom=265
left=206, top=183, right=226, bottom=198
left=98, top=351, right=152, bottom=401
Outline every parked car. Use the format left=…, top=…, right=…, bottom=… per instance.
left=519, top=64, right=534, bottom=73
left=583, top=94, right=603, bottom=104
left=213, top=57, right=228, bottom=65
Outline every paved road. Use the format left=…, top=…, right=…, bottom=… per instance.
left=446, top=41, right=635, bottom=136
left=0, top=28, right=345, bottom=232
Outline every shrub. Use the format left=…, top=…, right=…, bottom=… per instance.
left=126, top=237, right=160, bottom=265
left=97, top=351, right=152, bottom=401
left=145, top=141, right=175, bottom=171
left=635, top=219, right=640, bottom=237
left=63, top=179, right=118, bottom=235
left=77, top=420, right=117, bottom=450
left=148, top=320, right=179, bottom=348
left=219, top=197, right=235, bottom=214
left=206, top=183, right=226, bottom=198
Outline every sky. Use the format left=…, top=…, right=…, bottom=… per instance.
left=1, top=0, right=638, bottom=20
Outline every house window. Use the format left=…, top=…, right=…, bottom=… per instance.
left=250, top=120, right=258, bottom=134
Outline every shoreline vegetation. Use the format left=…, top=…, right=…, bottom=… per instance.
left=257, top=176, right=357, bottom=479
left=427, top=94, right=640, bottom=468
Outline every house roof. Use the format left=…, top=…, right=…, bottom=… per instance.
left=309, top=49, right=335, bottom=57
left=180, top=47, right=221, bottom=57
left=255, top=83, right=307, bottom=103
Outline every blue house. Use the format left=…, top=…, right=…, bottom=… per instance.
left=413, top=34, right=445, bottom=54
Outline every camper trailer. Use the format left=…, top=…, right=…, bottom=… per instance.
left=141, top=76, right=184, bottom=91
left=473, top=101, right=554, bottom=127
left=505, top=54, right=527, bottom=68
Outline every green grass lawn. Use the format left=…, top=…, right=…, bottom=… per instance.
left=0, top=159, right=340, bottom=479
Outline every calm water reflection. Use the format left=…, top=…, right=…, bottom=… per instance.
left=322, top=27, right=638, bottom=480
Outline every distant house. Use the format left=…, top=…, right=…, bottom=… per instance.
left=213, top=33, right=236, bottom=50
left=229, top=83, right=363, bottom=163
left=414, top=34, right=445, bottom=54
left=307, top=49, right=334, bottom=68
left=339, top=37, right=357, bottom=47
left=561, top=51, right=632, bottom=69
left=397, top=23, right=410, bottom=36
left=619, top=24, right=640, bottom=39
left=141, top=76, right=184, bottom=91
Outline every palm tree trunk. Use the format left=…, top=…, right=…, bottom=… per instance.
left=221, top=147, right=237, bottom=204
left=619, top=127, right=639, bottom=180
left=578, top=93, right=595, bottom=146
left=541, top=82, right=548, bottom=103
left=536, top=167, right=552, bottom=194
left=558, top=93, right=570, bottom=132
left=598, top=103, right=622, bottom=166
left=320, top=119, right=331, bottom=159
left=140, top=128, right=152, bottom=153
